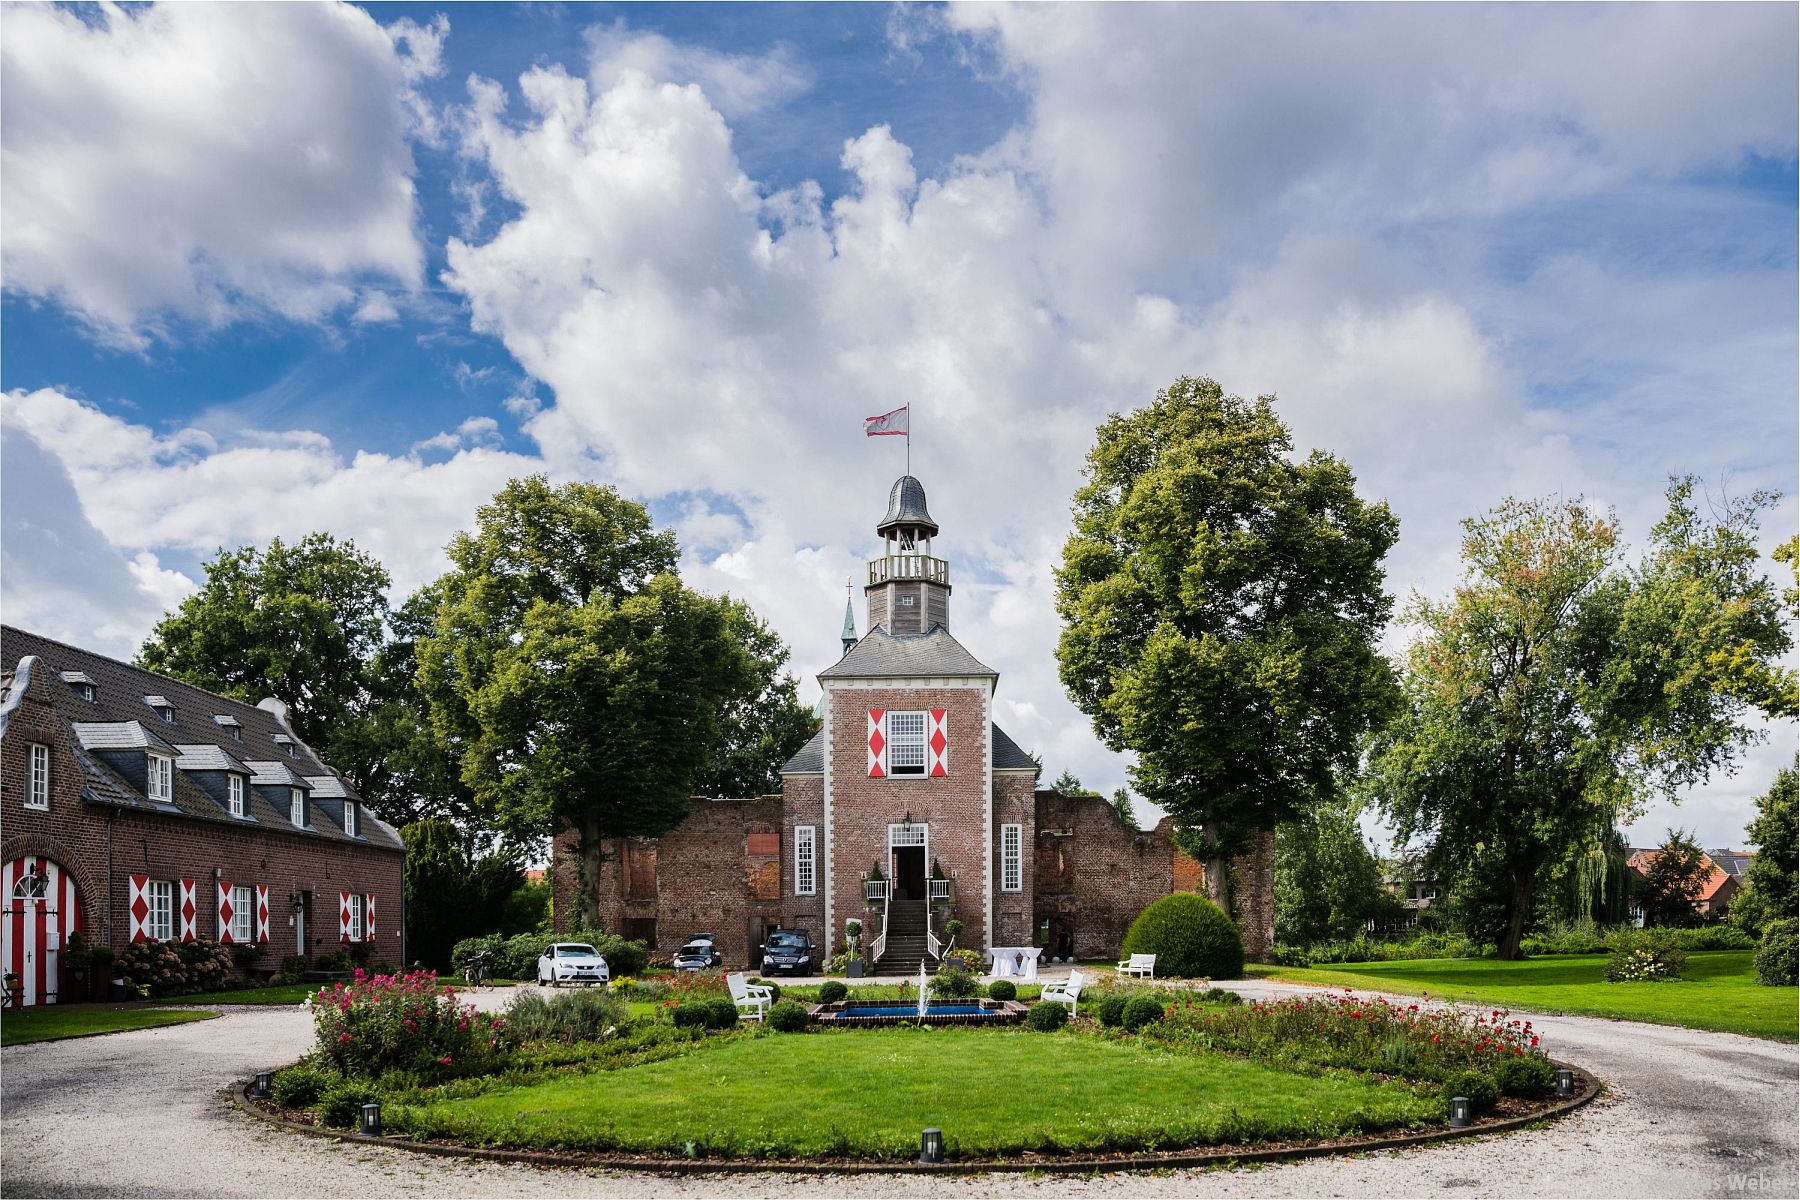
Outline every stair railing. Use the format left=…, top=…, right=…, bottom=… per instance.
left=925, top=906, right=942, bottom=962
left=868, top=883, right=890, bottom=965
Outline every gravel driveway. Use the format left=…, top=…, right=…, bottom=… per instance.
left=2, top=979, right=1793, bottom=1199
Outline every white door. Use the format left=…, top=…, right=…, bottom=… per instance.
left=3, top=857, right=80, bottom=1006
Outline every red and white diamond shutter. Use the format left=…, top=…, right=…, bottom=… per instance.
left=364, top=894, right=375, bottom=941
left=255, top=885, right=270, bottom=943
left=127, top=874, right=150, bottom=942
left=216, top=881, right=235, bottom=944
left=867, top=709, right=886, bottom=777
left=928, top=709, right=948, bottom=777
left=178, top=879, right=198, bottom=941
left=338, top=892, right=352, bottom=942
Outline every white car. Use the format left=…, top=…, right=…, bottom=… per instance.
left=536, top=942, right=610, bottom=987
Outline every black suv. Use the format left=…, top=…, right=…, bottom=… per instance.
left=760, top=929, right=813, bottom=975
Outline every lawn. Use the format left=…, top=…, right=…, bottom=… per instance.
left=2, top=1007, right=216, bottom=1046
left=1248, top=951, right=1797, bottom=1041
left=163, top=983, right=320, bottom=1006
left=392, top=1026, right=1440, bottom=1159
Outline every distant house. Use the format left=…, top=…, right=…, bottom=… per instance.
left=1626, top=847, right=1747, bottom=924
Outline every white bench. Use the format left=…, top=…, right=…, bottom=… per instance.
left=1116, top=953, right=1156, bottom=979
left=1039, top=969, right=1086, bottom=1016
left=726, top=972, right=772, bottom=1022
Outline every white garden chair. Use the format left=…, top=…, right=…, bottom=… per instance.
left=1040, top=969, right=1086, bottom=1016
left=727, top=972, right=772, bottom=1022
left=1116, top=953, right=1156, bottom=979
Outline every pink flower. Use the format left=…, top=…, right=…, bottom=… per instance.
left=339, top=1033, right=351, bottom=1042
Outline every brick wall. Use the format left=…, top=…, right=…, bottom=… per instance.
left=826, top=685, right=993, bottom=953
left=989, top=771, right=1036, bottom=947
left=1034, top=790, right=1175, bottom=961
left=1, top=663, right=403, bottom=966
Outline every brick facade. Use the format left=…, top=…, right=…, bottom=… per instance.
left=1, top=630, right=404, bottom=1002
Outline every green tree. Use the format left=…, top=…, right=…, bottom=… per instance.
left=1055, top=377, right=1400, bottom=913
left=138, top=533, right=394, bottom=799
left=1274, top=799, right=1392, bottom=946
left=1110, top=787, right=1141, bottom=831
left=690, top=600, right=819, bottom=798
left=402, top=818, right=524, bottom=971
left=1733, top=761, right=1798, bottom=936
left=1637, top=829, right=1713, bottom=928
left=1371, top=480, right=1791, bottom=958
left=1050, top=770, right=1095, bottom=796
left=416, top=477, right=802, bottom=926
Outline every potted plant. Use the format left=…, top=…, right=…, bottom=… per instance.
left=89, top=944, right=115, bottom=1002
left=63, top=930, right=92, bottom=982
left=844, top=918, right=862, bottom=954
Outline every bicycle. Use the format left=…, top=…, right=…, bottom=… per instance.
left=461, top=950, right=491, bottom=988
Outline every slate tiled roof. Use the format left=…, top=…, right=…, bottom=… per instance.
left=818, top=627, right=996, bottom=680
left=779, top=721, right=1037, bottom=774
left=244, top=760, right=308, bottom=788
left=173, top=744, right=254, bottom=773
left=2, top=625, right=401, bottom=852
left=305, top=774, right=352, bottom=799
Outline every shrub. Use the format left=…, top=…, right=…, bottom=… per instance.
left=1202, top=987, right=1244, bottom=1006
left=504, top=987, right=628, bottom=1044
left=116, top=937, right=236, bottom=997
left=317, top=1079, right=380, bottom=1128
left=1441, top=1069, right=1499, bottom=1114
left=1118, top=995, right=1162, bottom=1031
left=450, top=930, right=650, bottom=981
left=271, top=1061, right=334, bottom=1109
left=309, top=969, right=510, bottom=1078
left=1380, top=1036, right=1417, bottom=1069
left=704, top=996, right=740, bottom=1029
left=315, top=949, right=352, bottom=972
left=1121, top=894, right=1244, bottom=979
left=768, top=1000, right=810, bottom=1032
left=1667, top=925, right=1754, bottom=952
left=1493, top=1052, right=1556, bottom=1098
left=278, top=955, right=309, bottom=984
left=1095, top=993, right=1129, bottom=1028
left=933, top=966, right=980, bottom=998
left=1027, top=1002, right=1069, bottom=1032
left=671, top=1003, right=709, bottom=1029
left=825, top=951, right=857, bottom=975
left=942, top=947, right=983, bottom=972
left=986, top=979, right=1016, bottom=1002
left=750, top=978, right=781, bottom=1004
left=1755, top=918, right=1798, bottom=987
left=1605, top=929, right=1687, bottom=982
left=818, top=980, right=848, bottom=1004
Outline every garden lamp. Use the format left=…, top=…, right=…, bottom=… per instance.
left=360, top=1103, right=382, bottom=1137
left=1448, top=1096, right=1472, bottom=1128
left=1555, top=1068, right=1575, bottom=1098
left=918, top=1128, right=944, bottom=1164
left=252, top=1072, right=272, bottom=1100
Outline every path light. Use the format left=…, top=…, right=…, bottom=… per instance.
left=919, top=1128, right=944, bottom=1164
left=1448, top=1096, right=1472, bottom=1128
left=360, top=1103, right=382, bottom=1137
left=252, top=1072, right=272, bottom=1100
left=1555, top=1068, right=1575, bottom=1098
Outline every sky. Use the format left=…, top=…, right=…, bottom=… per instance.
left=3, top=2, right=1795, bottom=852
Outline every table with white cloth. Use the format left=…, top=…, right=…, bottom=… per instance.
left=986, top=946, right=1042, bottom=980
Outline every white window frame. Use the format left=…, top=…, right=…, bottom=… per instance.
left=147, top=753, right=173, bottom=802
left=145, top=879, right=174, bottom=941
left=26, top=743, right=50, bottom=810
left=1001, top=823, right=1023, bottom=892
left=347, top=893, right=364, bottom=942
left=344, top=800, right=358, bottom=837
left=290, top=788, right=306, bottom=827
left=227, top=775, right=245, bottom=818
left=794, top=825, right=817, bottom=896
left=886, top=710, right=928, bottom=776
left=230, top=884, right=253, bottom=943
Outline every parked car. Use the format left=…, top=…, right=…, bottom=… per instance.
left=760, top=929, right=814, bottom=975
left=536, top=942, right=610, bottom=987
left=672, top=937, right=723, bottom=971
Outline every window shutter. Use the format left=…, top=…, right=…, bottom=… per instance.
left=928, top=709, right=948, bottom=777
left=128, top=874, right=150, bottom=942
left=867, top=709, right=887, bottom=778
left=217, top=880, right=234, bottom=944
left=255, top=885, right=270, bottom=943
left=365, top=893, right=376, bottom=941
left=338, top=892, right=352, bottom=943
left=178, top=879, right=198, bottom=941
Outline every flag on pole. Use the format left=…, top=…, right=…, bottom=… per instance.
left=864, top=405, right=909, bottom=437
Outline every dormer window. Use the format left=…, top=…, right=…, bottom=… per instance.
left=60, top=671, right=97, bottom=702
left=344, top=800, right=359, bottom=838
left=147, top=753, right=174, bottom=802
left=144, top=695, right=175, bottom=724
left=213, top=715, right=242, bottom=742
left=275, top=734, right=297, bottom=758
left=290, top=788, right=306, bottom=827
left=228, top=774, right=245, bottom=818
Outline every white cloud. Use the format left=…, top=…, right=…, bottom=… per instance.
left=413, top=415, right=502, bottom=455
left=584, top=24, right=810, bottom=119
left=0, top=1, right=431, bottom=346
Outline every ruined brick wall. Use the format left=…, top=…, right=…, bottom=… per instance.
left=1034, top=791, right=1175, bottom=961
left=825, top=685, right=994, bottom=954
left=989, top=771, right=1037, bottom=948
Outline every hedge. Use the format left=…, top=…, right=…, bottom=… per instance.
left=450, top=930, right=649, bottom=981
left=1121, top=894, right=1244, bottom=979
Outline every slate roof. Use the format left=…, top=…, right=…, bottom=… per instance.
left=245, top=760, right=309, bottom=788
left=818, top=627, right=996, bottom=680
left=1, top=625, right=401, bottom=851
left=172, top=744, right=254, bottom=774
left=877, top=474, right=938, bottom=536
left=779, top=721, right=1037, bottom=774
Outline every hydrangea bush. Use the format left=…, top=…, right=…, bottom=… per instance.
left=308, top=969, right=510, bottom=1078
left=116, top=938, right=234, bottom=997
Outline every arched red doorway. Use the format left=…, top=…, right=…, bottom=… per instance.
left=3, top=856, right=83, bottom=1006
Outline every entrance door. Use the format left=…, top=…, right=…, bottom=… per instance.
left=893, top=848, right=926, bottom=901
left=3, top=857, right=81, bottom=1007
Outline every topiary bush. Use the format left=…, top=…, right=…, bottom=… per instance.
left=704, top=996, right=740, bottom=1030
left=1121, top=995, right=1165, bottom=1031
left=768, top=1000, right=810, bottom=1032
left=818, top=980, right=848, bottom=1004
left=271, top=1061, right=334, bottom=1109
left=1121, top=893, right=1245, bottom=979
left=317, top=1079, right=380, bottom=1128
left=504, top=987, right=628, bottom=1044
left=1492, top=1052, right=1556, bottom=1098
left=671, top=1002, right=709, bottom=1029
left=1095, top=993, right=1129, bottom=1028
left=1755, top=918, right=1798, bottom=987
left=1027, top=1001, right=1069, bottom=1032
left=986, top=979, right=1016, bottom=1002
left=750, top=978, right=782, bottom=1004
left=1441, top=1069, right=1499, bottom=1114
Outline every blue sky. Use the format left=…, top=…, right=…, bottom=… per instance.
left=3, top=2, right=1794, bottom=849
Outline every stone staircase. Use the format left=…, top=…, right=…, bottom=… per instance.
left=871, top=899, right=937, bottom=975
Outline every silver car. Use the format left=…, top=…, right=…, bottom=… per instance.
left=536, top=942, right=610, bottom=987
